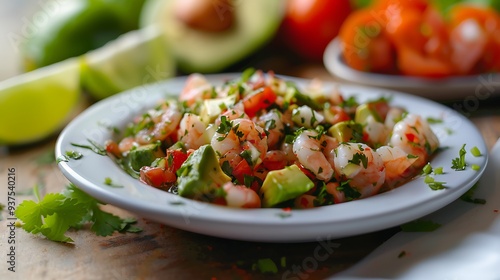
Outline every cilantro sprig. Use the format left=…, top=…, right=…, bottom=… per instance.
left=15, top=184, right=141, bottom=243
left=451, top=144, right=467, bottom=171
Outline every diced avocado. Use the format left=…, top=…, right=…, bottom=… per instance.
left=284, top=83, right=322, bottom=110
left=328, top=121, right=364, bottom=143
left=176, top=145, right=231, bottom=199
left=140, top=0, right=285, bottom=72
left=128, top=143, right=165, bottom=171
left=355, top=103, right=382, bottom=124
left=200, top=94, right=238, bottom=123
left=260, top=165, right=315, bottom=208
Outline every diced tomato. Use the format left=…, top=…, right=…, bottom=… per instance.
left=166, top=149, right=189, bottom=172
left=242, top=86, right=277, bottom=118
left=232, top=159, right=253, bottom=184
left=104, top=140, right=121, bottom=158
left=262, top=157, right=287, bottom=171
left=295, top=162, right=317, bottom=181
left=140, top=166, right=176, bottom=188
left=367, top=100, right=390, bottom=121
left=329, top=106, right=351, bottom=124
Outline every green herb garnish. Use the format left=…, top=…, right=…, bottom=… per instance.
left=451, top=144, right=467, bottom=171
left=15, top=184, right=141, bottom=243
left=401, top=219, right=441, bottom=232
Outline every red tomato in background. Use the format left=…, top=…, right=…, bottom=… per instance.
left=280, top=0, right=353, bottom=61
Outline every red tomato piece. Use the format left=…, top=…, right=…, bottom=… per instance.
left=280, top=0, right=353, bottom=61
left=242, top=86, right=277, bottom=118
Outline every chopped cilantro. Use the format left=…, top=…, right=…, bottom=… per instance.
left=254, top=258, right=278, bottom=274
left=104, top=177, right=123, bottom=188
left=426, top=117, right=443, bottom=124
left=451, top=144, right=467, bottom=171
left=337, top=180, right=361, bottom=201
left=422, top=163, right=432, bottom=175
left=401, top=219, right=441, bottom=232
left=433, top=167, right=443, bottom=174
left=216, top=116, right=233, bottom=135
left=15, top=184, right=141, bottom=243
left=398, top=251, right=406, bottom=258
left=424, top=175, right=446, bottom=190
left=71, top=139, right=107, bottom=156
left=349, top=153, right=368, bottom=168
left=221, top=161, right=233, bottom=177
left=460, top=183, right=486, bottom=204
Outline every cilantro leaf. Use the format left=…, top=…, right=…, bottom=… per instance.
left=451, top=144, right=467, bottom=171
left=349, top=153, right=368, bottom=169
left=16, top=184, right=142, bottom=243
left=401, top=219, right=441, bottom=232
left=16, top=193, right=86, bottom=242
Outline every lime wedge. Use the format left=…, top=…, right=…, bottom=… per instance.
left=0, top=58, right=81, bottom=145
left=81, top=26, right=176, bottom=100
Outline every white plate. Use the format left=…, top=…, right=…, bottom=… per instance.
left=56, top=74, right=488, bottom=242
left=324, top=37, right=500, bottom=101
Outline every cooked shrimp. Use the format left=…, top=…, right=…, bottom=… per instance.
left=323, top=135, right=340, bottom=168
left=136, top=102, right=182, bottom=144
left=177, top=113, right=208, bottom=150
left=325, top=181, right=347, bottom=204
left=333, top=143, right=385, bottom=198
left=293, top=130, right=334, bottom=181
left=390, top=114, right=439, bottom=168
left=211, top=118, right=268, bottom=168
left=223, top=182, right=261, bottom=208
left=280, top=142, right=297, bottom=164
left=179, top=73, right=213, bottom=106
left=117, top=136, right=138, bottom=153
left=376, top=145, right=419, bottom=189
left=362, top=115, right=390, bottom=147
left=256, top=109, right=285, bottom=150
left=384, top=107, right=406, bottom=130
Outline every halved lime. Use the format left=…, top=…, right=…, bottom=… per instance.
left=81, top=26, right=176, bottom=100
left=0, top=58, right=81, bottom=145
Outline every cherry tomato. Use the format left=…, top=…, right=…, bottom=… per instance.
left=280, top=0, right=353, bottom=61
left=339, top=9, right=396, bottom=73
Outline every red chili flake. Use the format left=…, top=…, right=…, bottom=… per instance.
left=405, top=133, right=416, bottom=143
left=282, top=207, right=292, bottom=212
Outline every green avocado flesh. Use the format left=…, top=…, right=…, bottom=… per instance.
left=260, top=165, right=315, bottom=208
left=128, top=143, right=165, bottom=171
left=176, top=145, right=231, bottom=199
left=140, top=0, right=285, bottom=73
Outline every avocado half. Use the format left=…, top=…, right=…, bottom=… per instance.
left=140, top=0, right=285, bottom=73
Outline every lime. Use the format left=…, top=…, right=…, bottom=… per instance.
left=81, top=26, right=176, bottom=100
left=0, top=58, right=81, bottom=145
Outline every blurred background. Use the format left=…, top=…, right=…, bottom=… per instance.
left=1, top=0, right=499, bottom=146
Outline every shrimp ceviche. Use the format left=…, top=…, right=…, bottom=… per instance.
left=105, top=69, right=440, bottom=209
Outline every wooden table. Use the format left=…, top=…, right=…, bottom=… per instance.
left=1, top=61, right=499, bottom=279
